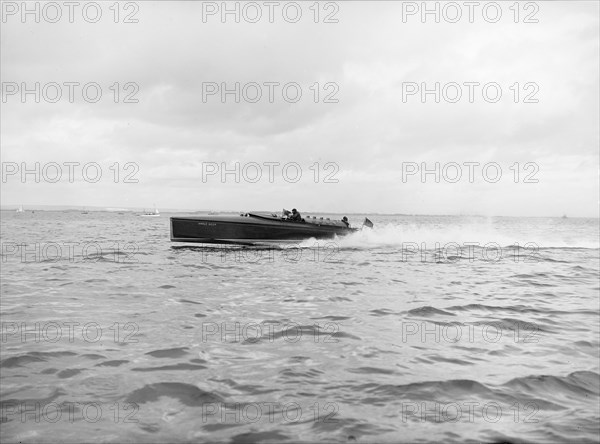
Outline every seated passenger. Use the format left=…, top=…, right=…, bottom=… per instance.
left=289, top=208, right=302, bottom=221
left=342, top=216, right=350, bottom=227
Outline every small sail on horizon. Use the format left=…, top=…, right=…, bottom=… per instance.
left=140, top=204, right=160, bottom=217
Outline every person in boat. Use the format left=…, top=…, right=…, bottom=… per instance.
left=289, top=208, right=302, bottom=221
left=342, top=216, right=349, bottom=227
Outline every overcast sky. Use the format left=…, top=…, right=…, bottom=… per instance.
left=1, top=1, right=598, bottom=216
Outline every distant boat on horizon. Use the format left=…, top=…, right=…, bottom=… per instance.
left=16, top=205, right=24, bottom=213
left=562, top=214, right=568, bottom=219
left=140, top=205, right=160, bottom=217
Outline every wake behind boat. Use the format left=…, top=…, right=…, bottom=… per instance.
left=170, top=211, right=373, bottom=245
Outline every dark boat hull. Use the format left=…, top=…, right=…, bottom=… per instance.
left=170, top=213, right=357, bottom=245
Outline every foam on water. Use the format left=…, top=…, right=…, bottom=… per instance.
left=1, top=211, right=598, bottom=443
left=302, top=218, right=600, bottom=249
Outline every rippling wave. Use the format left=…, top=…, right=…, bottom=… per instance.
left=1, top=212, right=598, bottom=443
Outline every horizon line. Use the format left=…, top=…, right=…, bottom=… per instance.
left=0, top=205, right=597, bottom=219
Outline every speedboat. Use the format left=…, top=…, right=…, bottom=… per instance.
left=170, top=211, right=373, bottom=245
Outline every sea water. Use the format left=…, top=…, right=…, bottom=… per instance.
left=1, top=211, right=598, bottom=443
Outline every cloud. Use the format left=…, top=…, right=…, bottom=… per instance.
left=1, top=1, right=598, bottom=216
